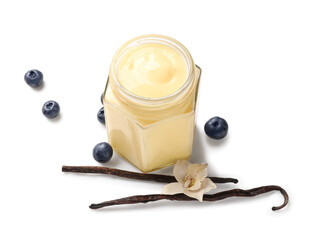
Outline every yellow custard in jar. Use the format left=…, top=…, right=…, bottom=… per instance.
left=117, top=42, right=188, bottom=98
left=103, top=35, right=201, bottom=172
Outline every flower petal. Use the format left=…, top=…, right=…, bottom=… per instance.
left=173, top=160, right=190, bottom=184
left=161, top=182, right=184, bottom=195
left=201, top=178, right=217, bottom=193
left=183, top=189, right=205, bottom=202
left=185, top=178, right=201, bottom=191
left=187, top=163, right=208, bottom=182
left=182, top=178, right=217, bottom=202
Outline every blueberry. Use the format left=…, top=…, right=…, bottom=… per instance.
left=93, top=142, right=113, bottom=163
left=24, top=69, right=43, bottom=87
left=97, top=107, right=105, bottom=124
left=42, top=100, right=60, bottom=119
left=204, top=116, right=228, bottom=140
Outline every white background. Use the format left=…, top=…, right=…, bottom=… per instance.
left=0, top=0, right=312, bottom=239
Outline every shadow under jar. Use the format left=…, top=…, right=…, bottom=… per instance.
left=103, top=34, right=201, bottom=172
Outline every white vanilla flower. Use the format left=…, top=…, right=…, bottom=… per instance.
left=161, top=160, right=217, bottom=201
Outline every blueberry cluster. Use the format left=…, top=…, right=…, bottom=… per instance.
left=24, top=69, right=113, bottom=163
left=24, top=69, right=229, bottom=166
left=24, top=69, right=60, bottom=119
left=92, top=92, right=112, bottom=163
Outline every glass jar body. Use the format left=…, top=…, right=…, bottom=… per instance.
left=103, top=35, right=201, bottom=172
left=103, top=66, right=201, bottom=172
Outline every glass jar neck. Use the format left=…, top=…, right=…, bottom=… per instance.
left=109, top=34, right=195, bottom=111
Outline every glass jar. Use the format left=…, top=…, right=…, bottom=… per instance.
left=103, top=35, right=201, bottom=172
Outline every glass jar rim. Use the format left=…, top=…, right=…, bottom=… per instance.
left=110, top=34, right=195, bottom=106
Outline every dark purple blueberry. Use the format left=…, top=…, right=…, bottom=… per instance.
left=97, top=107, right=105, bottom=124
left=24, top=69, right=43, bottom=87
left=93, top=142, right=113, bottom=163
left=42, top=100, right=60, bottom=119
left=204, top=116, right=228, bottom=140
